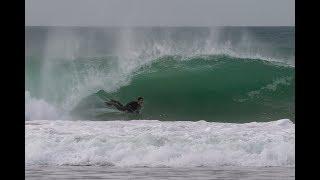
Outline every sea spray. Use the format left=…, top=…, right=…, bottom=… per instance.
left=25, top=91, right=60, bottom=120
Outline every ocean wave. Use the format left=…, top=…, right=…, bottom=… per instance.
left=26, top=55, right=294, bottom=121
left=25, top=27, right=294, bottom=121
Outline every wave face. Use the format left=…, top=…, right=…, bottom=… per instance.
left=100, top=55, right=294, bottom=122
left=25, top=119, right=295, bottom=167
left=25, top=27, right=294, bottom=122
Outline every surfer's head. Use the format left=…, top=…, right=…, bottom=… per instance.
left=137, top=97, right=144, bottom=105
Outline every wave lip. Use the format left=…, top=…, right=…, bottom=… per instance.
left=25, top=119, right=295, bottom=167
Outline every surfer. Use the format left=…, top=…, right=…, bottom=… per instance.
left=105, top=97, right=144, bottom=114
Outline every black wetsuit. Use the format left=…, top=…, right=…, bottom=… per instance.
left=106, top=100, right=142, bottom=114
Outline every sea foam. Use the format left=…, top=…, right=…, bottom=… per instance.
left=26, top=119, right=294, bottom=167
left=25, top=91, right=61, bottom=120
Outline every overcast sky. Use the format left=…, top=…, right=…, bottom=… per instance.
left=26, top=0, right=295, bottom=26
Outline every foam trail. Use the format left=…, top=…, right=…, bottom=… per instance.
left=26, top=119, right=294, bottom=167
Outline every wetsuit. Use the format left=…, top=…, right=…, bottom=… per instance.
left=106, top=100, right=142, bottom=114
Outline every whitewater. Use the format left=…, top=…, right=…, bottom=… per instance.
left=26, top=119, right=294, bottom=167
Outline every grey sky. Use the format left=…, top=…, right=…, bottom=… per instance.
left=26, top=0, right=295, bottom=26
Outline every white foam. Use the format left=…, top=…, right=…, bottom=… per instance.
left=25, top=91, right=61, bottom=120
left=25, top=119, right=295, bottom=167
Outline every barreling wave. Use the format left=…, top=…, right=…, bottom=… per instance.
left=25, top=27, right=294, bottom=122
left=26, top=54, right=294, bottom=122
left=75, top=55, right=294, bottom=122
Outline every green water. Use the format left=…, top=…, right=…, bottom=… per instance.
left=69, top=55, right=294, bottom=122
